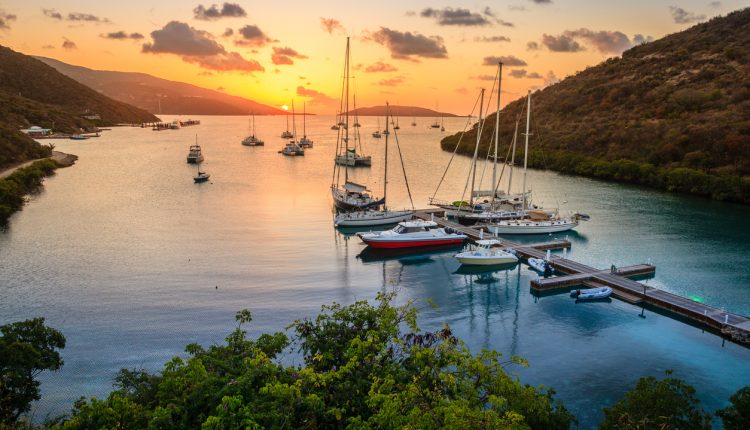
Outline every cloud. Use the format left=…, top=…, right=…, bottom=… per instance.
left=544, top=70, right=559, bottom=86
left=271, top=46, right=308, bottom=65
left=142, top=21, right=263, bottom=73
left=509, top=69, right=527, bottom=78
left=564, top=28, right=631, bottom=54
left=236, top=24, right=273, bottom=46
left=320, top=17, right=343, bottom=34
left=527, top=72, right=543, bottom=79
left=365, top=61, right=397, bottom=72
left=482, top=55, right=527, bottom=66
left=100, top=31, right=144, bottom=40
left=296, top=86, right=336, bottom=106
left=222, top=28, right=233, bottom=37
left=532, top=29, right=654, bottom=54
left=474, top=74, right=496, bottom=81
left=508, top=5, right=525, bottom=11
left=541, top=34, right=584, bottom=52
left=62, top=37, right=77, bottom=50
left=42, top=44, right=55, bottom=49
left=366, top=27, right=447, bottom=61
left=530, top=0, right=552, bottom=4
left=708, top=2, right=721, bottom=8
left=193, top=3, right=246, bottom=20
left=378, top=76, right=405, bottom=86
left=669, top=6, right=705, bottom=24
left=420, top=7, right=512, bottom=27
left=42, top=9, right=110, bottom=23
left=0, top=9, right=16, bottom=30
left=42, top=9, right=62, bottom=20
left=474, top=35, right=511, bottom=43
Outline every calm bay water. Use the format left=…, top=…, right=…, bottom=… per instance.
left=1, top=115, right=749, bottom=427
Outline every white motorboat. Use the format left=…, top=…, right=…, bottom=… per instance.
left=357, top=220, right=467, bottom=249
left=571, top=286, right=613, bottom=300
left=455, top=239, right=518, bottom=266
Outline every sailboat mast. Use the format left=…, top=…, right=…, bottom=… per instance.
left=508, top=118, right=519, bottom=195
left=252, top=112, right=256, bottom=137
left=492, top=62, right=503, bottom=209
left=303, top=102, right=306, bottom=137
left=344, top=37, right=350, bottom=184
left=521, top=91, right=531, bottom=211
left=383, top=104, right=390, bottom=211
left=469, top=89, right=485, bottom=207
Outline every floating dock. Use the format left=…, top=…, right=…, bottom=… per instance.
left=413, top=209, right=750, bottom=347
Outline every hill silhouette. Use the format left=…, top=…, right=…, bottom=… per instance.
left=442, top=8, right=750, bottom=202
left=36, top=57, right=286, bottom=116
left=0, top=45, right=157, bottom=168
left=346, top=105, right=458, bottom=117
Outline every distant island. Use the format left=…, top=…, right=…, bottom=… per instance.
left=36, top=56, right=286, bottom=116
left=0, top=45, right=157, bottom=169
left=346, top=105, right=458, bottom=117
left=442, top=8, right=750, bottom=204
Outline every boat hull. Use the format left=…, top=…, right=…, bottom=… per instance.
left=187, top=156, right=203, bottom=164
left=456, top=255, right=518, bottom=265
left=488, top=221, right=577, bottom=235
left=359, top=237, right=466, bottom=249
left=335, top=210, right=414, bottom=227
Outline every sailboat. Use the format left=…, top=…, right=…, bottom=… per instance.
left=411, top=116, right=416, bottom=126
left=242, top=113, right=264, bottom=146
left=335, top=104, right=414, bottom=227
left=279, top=101, right=304, bottom=156
left=486, top=91, right=579, bottom=235
left=393, top=115, right=400, bottom=130
left=431, top=102, right=441, bottom=128
left=281, top=107, right=293, bottom=138
left=331, top=37, right=383, bottom=211
left=298, top=102, right=313, bottom=148
left=372, top=117, right=382, bottom=138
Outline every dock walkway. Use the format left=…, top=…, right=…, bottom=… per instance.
left=413, top=209, right=750, bottom=347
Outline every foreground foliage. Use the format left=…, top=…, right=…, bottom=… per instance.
left=0, top=318, right=66, bottom=425
left=55, top=293, right=575, bottom=429
left=0, top=159, right=58, bottom=225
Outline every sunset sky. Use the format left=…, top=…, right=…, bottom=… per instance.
left=0, top=0, right=745, bottom=114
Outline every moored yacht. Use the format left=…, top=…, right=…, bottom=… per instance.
left=455, top=239, right=518, bottom=266
left=187, top=140, right=204, bottom=164
left=358, top=220, right=467, bottom=249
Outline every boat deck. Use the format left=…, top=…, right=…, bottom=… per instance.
left=413, top=209, right=750, bottom=347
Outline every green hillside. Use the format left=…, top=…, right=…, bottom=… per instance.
left=0, top=45, right=157, bottom=168
left=442, top=8, right=750, bottom=202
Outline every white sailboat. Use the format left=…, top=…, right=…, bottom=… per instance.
left=332, top=38, right=382, bottom=211
left=242, top=113, right=264, bottom=146
left=298, top=102, right=313, bottom=148
left=279, top=101, right=304, bottom=156
left=335, top=104, right=414, bottom=227
left=281, top=107, right=293, bottom=138
left=487, top=91, right=579, bottom=235
left=372, top=117, right=382, bottom=138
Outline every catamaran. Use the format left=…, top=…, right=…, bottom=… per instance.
left=242, top=113, right=264, bottom=146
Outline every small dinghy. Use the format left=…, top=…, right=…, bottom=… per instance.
left=527, top=257, right=552, bottom=275
left=194, top=171, right=210, bottom=183
left=570, top=286, right=613, bottom=301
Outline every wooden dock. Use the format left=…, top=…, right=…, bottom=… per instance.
left=413, top=209, right=750, bottom=347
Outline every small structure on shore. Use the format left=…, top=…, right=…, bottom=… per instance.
left=19, top=126, right=52, bottom=137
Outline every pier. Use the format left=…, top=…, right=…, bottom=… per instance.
left=413, top=209, right=750, bottom=347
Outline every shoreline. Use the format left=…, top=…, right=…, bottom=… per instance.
left=0, top=151, right=78, bottom=180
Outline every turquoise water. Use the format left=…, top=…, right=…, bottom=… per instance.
left=1, top=115, right=749, bottom=427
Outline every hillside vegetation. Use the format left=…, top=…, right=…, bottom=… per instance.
left=442, top=8, right=750, bottom=203
left=0, top=45, right=157, bottom=168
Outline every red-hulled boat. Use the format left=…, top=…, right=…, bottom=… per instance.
left=357, top=220, right=467, bottom=249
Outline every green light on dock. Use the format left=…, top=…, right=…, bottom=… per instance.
left=689, top=295, right=704, bottom=303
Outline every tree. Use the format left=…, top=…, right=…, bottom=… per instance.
left=716, top=387, right=750, bottom=430
left=0, top=318, right=66, bottom=424
left=599, top=371, right=712, bottom=430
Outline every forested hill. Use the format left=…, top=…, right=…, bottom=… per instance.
left=0, top=45, right=157, bottom=168
left=442, top=8, right=750, bottom=203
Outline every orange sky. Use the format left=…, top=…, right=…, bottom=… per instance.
left=0, top=1, right=742, bottom=114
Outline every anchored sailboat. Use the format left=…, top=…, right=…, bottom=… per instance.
left=331, top=38, right=382, bottom=211
left=335, top=104, right=414, bottom=226
left=242, top=112, right=264, bottom=146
